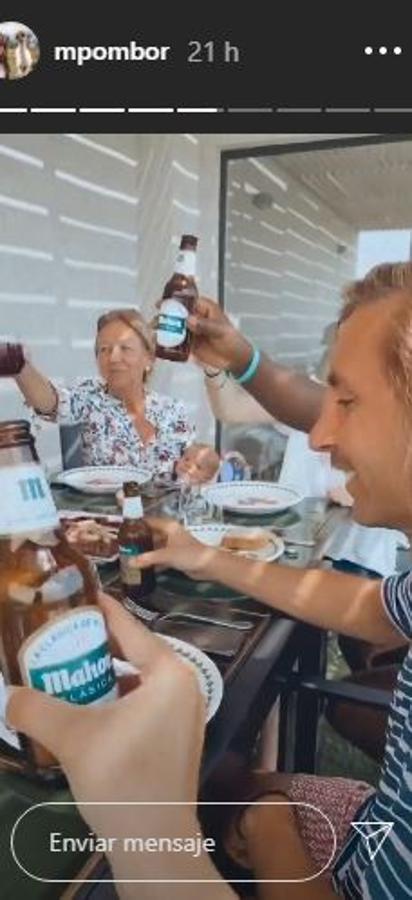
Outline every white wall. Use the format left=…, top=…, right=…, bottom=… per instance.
left=0, top=133, right=230, bottom=466
left=0, top=132, right=351, bottom=468
left=135, top=134, right=220, bottom=443
left=225, top=155, right=356, bottom=372
left=0, top=134, right=142, bottom=467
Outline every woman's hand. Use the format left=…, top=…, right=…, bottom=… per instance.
left=138, top=517, right=217, bottom=579
left=188, top=297, right=252, bottom=375
left=6, top=594, right=206, bottom=834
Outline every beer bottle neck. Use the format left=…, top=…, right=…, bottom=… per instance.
left=174, top=249, right=197, bottom=278
left=123, top=496, right=144, bottom=519
left=0, top=442, right=37, bottom=467
left=0, top=440, right=59, bottom=537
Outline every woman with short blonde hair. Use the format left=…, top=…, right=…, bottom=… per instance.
left=14, top=307, right=195, bottom=475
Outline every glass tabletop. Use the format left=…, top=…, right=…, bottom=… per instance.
left=51, top=482, right=328, bottom=532
left=52, top=484, right=331, bottom=601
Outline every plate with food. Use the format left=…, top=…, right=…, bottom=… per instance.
left=114, top=635, right=223, bottom=723
left=188, top=524, right=284, bottom=562
left=54, top=466, right=152, bottom=495
left=59, top=510, right=121, bottom=563
left=201, top=481, right=302, bottom=515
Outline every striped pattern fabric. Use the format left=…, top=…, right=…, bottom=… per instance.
left=332, top=570, right=412, bottom=898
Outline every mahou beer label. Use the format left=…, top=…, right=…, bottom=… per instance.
left=19, top=607, right=118, bottom=705
left=157, top=298, right=188, bottom=348
left=175, top=249, right=196, bottom=277
left=0, top=463, right=59, bottom=536
left=123, top=496, right=144, bottom=518
left=119, top=545, right=143, bottom=586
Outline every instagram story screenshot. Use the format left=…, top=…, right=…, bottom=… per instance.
left=0, top=6, right=411, bottom=899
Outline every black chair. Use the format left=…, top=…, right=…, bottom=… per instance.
left=59, top=422, right=84, bottom=470
left=276, top=666, right=392, bottom=774
left=222, top=424, right=287, bottom=480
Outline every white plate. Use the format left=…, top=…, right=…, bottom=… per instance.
left=54, top=466, right=152, bottom=495
left=113, top=635, right=223, bottom=723
left=202, top=481, right=302, bottom=515
left=188, top=523, right=284, bottom=562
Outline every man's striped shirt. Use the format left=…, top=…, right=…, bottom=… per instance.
left=332, top=569, right=412, bottom=898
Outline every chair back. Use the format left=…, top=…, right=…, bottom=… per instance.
left=221, top=423, right=287, bottom=480
left=59, top=423, right=84, bottom=469
left=218, top=450, right=251, bottom=482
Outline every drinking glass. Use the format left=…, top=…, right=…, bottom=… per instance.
left=177, top=483, right=223, bottom=526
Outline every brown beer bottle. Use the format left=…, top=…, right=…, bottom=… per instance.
left=155, top=234, right=199, bottom=362
left=0, top=420, right=118, bottom=782
left=0, top=343, right=25, bottom=376
left=119, top=482, right=156, bottom=606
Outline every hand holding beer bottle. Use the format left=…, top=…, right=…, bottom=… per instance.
left=6, top=595, right=206, bottom=805
left=0, top=342, right=25, bottom=376
left=155, top=234, right=199, bottom=362
left=187, top=296, right=253, bottom=374
left=6, top=596, right=219, bottom=898
left=0, top=420, right=118, bottom=782
left=119, top=481, right=156, bottom=608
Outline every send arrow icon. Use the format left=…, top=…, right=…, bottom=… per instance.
left=351, top=821, right=394, bottom=861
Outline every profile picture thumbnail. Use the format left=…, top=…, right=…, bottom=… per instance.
left=0, top=22, right=40, bottom=80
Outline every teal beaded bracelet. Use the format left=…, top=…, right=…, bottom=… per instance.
left=231, top=345, right=261, bottom=385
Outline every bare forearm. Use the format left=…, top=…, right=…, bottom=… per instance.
left=105, top=811, right=235, bottom=900
left=229, top=351, right=324, bottom=433
left=15, top=361, right=57, bottom=415
left=190, top=300, right=324, bottom=431
left=114, top=844, right=235, bottom=900
left=116, top=862, right=234, bottom=900
left=205, top=374, right=274, bottom=425
left=197, top=551, right=396, bottom=644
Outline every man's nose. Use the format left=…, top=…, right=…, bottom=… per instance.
left=309, top=403, right=336, bottom=453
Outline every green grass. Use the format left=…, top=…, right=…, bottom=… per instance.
left=316, top=635, right=381, bottom=787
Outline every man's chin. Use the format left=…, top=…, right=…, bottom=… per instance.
left=345, top=480, right=368, bottom=524
left=351, top=505, right=372, bottom=526
left=350, top=497, right=382, bottom=528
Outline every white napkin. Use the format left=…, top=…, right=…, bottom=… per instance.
left=319, top=511, right=401, bottom=577
left=277, top=428, right=346, bottom=498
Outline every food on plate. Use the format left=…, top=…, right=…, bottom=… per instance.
left=61, top=517, right=119, bottom=558
left=220, top=531, right=272, bottom=553
left=236, top=496, right=278, bottom=507
left=86, top=477, right=120, bottom=488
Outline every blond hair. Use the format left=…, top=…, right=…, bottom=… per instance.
left=339, top=262, right=412, bottom=408
left=95, top=308, right=155, bottom=383
left=96, top=308, right=155, bottom=353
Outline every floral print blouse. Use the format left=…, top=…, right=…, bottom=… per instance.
left=47, top=377, right=195, bottom=475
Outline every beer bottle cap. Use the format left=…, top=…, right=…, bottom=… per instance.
left=180, top=235, right=198, bottom=250
left=123, top=481, right=141, bottom=497
left=0, top=419, right=34, bottom=449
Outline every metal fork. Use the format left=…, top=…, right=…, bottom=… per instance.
left=124, top=597, right=253, bottom=631
left=159, top=611, right=254, bottom=631
left=123, top=597, right=159, bottom=623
